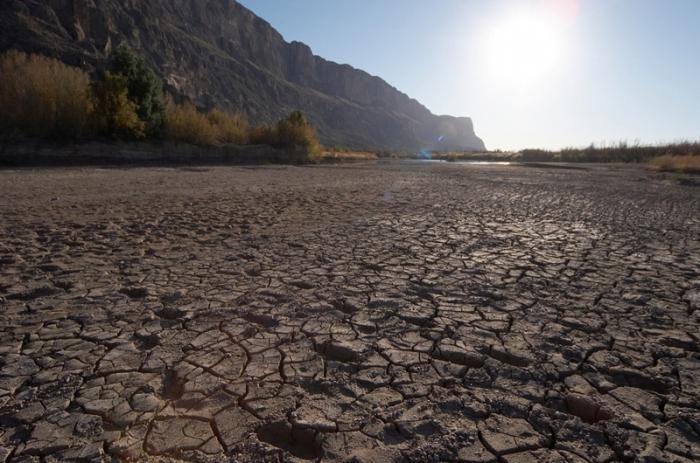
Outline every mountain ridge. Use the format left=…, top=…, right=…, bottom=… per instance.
left=0, top=0, right=486, bottom=151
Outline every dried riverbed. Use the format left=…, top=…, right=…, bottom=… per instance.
left=0, top=162, right=699, bottom=462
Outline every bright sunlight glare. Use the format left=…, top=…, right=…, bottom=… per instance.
left=475, top=0, right=578, bottom=92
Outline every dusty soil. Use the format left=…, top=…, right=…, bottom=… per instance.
left=0, top=162, right=698, bottom=462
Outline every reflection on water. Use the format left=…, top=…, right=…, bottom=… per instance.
left=415, top=159, right=512, bottom=166
left=457, top=161, right=512, bottom=165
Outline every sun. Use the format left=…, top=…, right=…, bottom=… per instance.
left=476, top=2, right=576, bottom=91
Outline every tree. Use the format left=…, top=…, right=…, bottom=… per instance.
left=110, top=44, right=164, bottom=134
left=275, top=111, right=321, bottom=156
left=0, top=50, right=93, bottom=140
left=93, top=73, right=145, bottom=139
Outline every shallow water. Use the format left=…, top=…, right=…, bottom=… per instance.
left=413, top=159, right=512, bottom=165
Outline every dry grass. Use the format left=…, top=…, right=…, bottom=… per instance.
left=431, top=151, right=516, bottom=162
left=649, top=155, right=700, bottom=174
left=207, top=109, right=249, bottom=145
left=520, top=142, right=700, bottom=163
left=164, top=99, right=217, bottom=145
left=165, top=100, right=252, bottom=146
left=318, top=150, right=378, bottom=162
left=248, top=125, right=277, bottom=146
left=0, top=50, right=93, bottom=140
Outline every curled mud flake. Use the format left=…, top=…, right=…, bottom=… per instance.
left=318, top=339, right=368, bottom=363
left=145, top=418, right=214, bottom=454
left=119, top=286, right=150, bottom=299
left=487, top=346, right=532, bottom=368
left=478, top=414, right=549, bottom=456
left=256, top=420, right=322, bottom=460
left=162, top=369, right=186, bottom=401
left=156, top=307, right=188, bottom=320
left=565, top=393, right=615, bottom=424
left=433, top=340, right=485, bottom=368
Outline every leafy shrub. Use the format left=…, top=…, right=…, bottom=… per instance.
left=247, top=112, right=322, bottom=157
left=248, top=124, right=278, bottom=146
left=207, top=109, right=248, bottom=144
left=110, top=44, right=164, bottom=134
left=93, top=73, right=146, bottom=139
left=0, top=48, right=325, bottom=161
left=0, top=50, right=93, bottom=140
left=164, top=98, right=217, bottom=145
left=275, top=111, right=321, bottom=156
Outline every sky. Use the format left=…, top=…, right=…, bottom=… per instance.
left=238, top=0, right=700, bottom=150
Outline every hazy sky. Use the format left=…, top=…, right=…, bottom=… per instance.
left=239, top=0, right=700, bottom=150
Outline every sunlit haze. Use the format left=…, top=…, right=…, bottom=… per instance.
left=240, top=0, right=700, bottom=150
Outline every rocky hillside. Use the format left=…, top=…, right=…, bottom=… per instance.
left=0, top=0, right=485, bottom=151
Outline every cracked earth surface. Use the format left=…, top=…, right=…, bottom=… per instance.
left=0, top=162, right=699, bottom=463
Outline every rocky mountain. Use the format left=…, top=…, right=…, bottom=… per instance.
left=0, top=0, right=486, bottom=151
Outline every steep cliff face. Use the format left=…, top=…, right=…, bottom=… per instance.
left=0, top=0, right=486, bottom=151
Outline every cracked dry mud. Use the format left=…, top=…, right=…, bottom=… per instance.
left=0, top=162, right=699, bottom=463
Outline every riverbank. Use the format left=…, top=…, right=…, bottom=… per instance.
left=1, top=162, right=698, bottom=461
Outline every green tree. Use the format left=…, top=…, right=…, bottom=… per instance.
left=110, top=44, right=164, bottom=134
left=286, top=110, right=306, bottom=126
